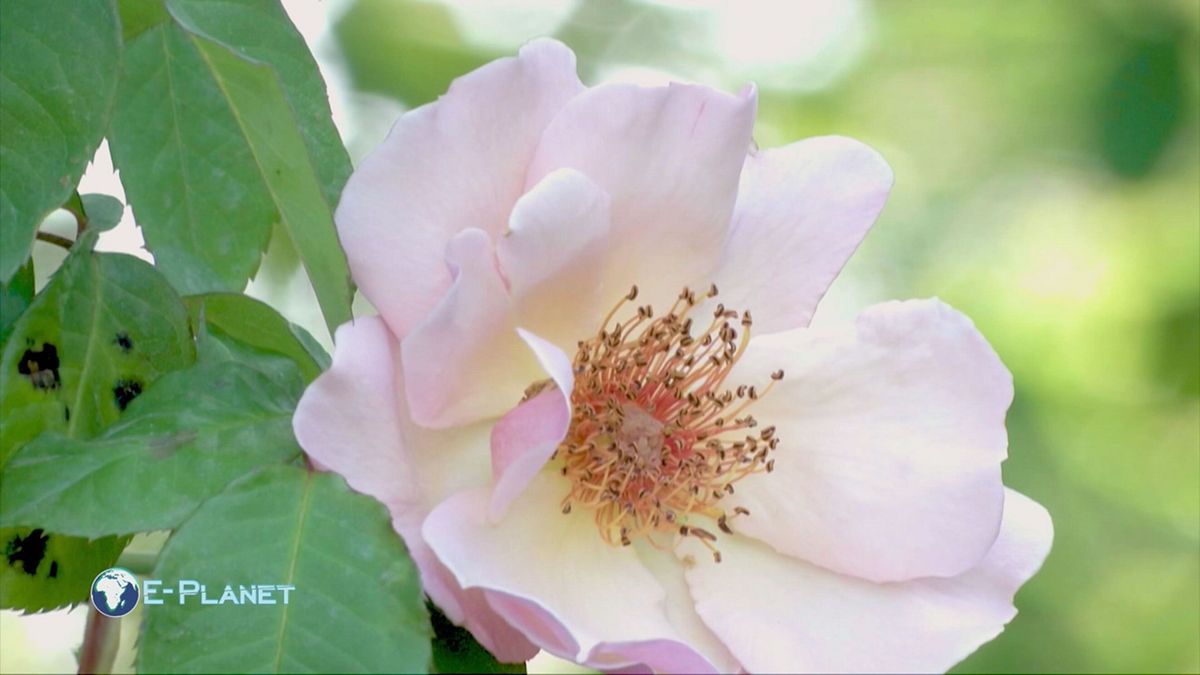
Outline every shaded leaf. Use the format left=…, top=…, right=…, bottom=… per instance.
left=186, top=293, right=328, bottom=384
left=0, top=0, right=122, bottom=282
left=108, top=0, right=353, bottom=333
left=1, top=362, right=303, bottom=537
left=0, top=259, right=34, bottom=348
left=80, top=193, right=124, bottom=233
left=140, top=466, right=432, bottom=673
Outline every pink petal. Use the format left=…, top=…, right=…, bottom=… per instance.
left=489, top=329, right=575, bottom=520
left=682, top=488, right=1053, bottom=674
left=423, top=472, right=727, bottom=672
left=726, top=299, right=1012, bottom=582
left=526, top=82, right=756, bottom=310
left=401, top=229, right=540, bottom=428
left=496, top=169, right=612, bottom=349
left=712, top=136, right=893, bottom=333
left=336, top=39, right=583, bottom=337
left=294, top=317, right=536, bottom=662
left=294, top=317, right=415, bottom=515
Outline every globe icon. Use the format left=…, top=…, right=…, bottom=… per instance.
left=90, top=568, right=140, bottom=618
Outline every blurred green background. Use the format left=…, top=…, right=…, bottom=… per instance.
left=326, top=0, right=1199, bottom=671
left=2, top=0, right=1196, bottom=672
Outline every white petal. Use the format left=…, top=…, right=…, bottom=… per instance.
left=497, top=169, right=612, bottom=350
left=727, top=299, right=1012, bottom=582
left=683, top=489, right=1054, bottom=674
left=424, top=472, right=723, bottom=672
left=712, top=136, right=893, bottom=333
left=527, top=82, right=757, bottom=310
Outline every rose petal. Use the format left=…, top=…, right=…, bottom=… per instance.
left=526, top=82, right=756, bottom=310
left=402, top=229, right=540, bottom=428
left=497, top=169, right=612, bottom=349
left=293, top=317, right=536, bottom=661
left=489, top=330, right=575, bottom=520
left=711, top=136, right=893, bottom=333
left=424, top=472, right=723, bottom=672
left=726, top=299, right=1012, bottom=582
left=294, top=317, right=415, bottom=515
left=336, top=39, right=583, bottom=337
left=682, top=488, right=1053, bottom=674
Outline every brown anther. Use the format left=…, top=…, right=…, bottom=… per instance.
left=546, top=286, right=781, bottom=558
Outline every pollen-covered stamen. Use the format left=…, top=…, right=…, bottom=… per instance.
left=551, top=285, right=783, bottom=562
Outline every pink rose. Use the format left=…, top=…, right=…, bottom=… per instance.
left=294, top=39, right=1052, bottom=673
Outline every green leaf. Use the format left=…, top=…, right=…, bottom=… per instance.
left=140, top=466, right=432, bottom=673
left=0, top=0, right=122, bottom=282
left=430, top=604, right=527, bottom=674
left=80, top=194, right=125, bottom=233
left=117, top=0, right=168, bottom=41
left=0, top=243, right=192, bottom=611
left=0, top=247, right=194, bottom=465
left=0, top=259, right=34, bottom=348
left=0, top=526, right=127, bottom=612
left=0, top=362, right=303, bottom=537
left=108, top=0, right=353, bottom=334
left=186, top=293, right=328, bottom=384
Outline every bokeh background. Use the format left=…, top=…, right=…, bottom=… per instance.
left=2, top=0, right=1197, bottom=672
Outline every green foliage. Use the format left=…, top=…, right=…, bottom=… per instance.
left=0, top=240, right=193, bottom=611
left=78, top=194, right=125, bottom=233
left=0, top=243, right=194, bottom=465
left=139, top=466, right=433, bottom=673
left=0, top=0, right=122, bottom=283
left=430, top=604, right=527, bottom=674
left=0, top=362, right=304, bottom=537
left=109, top=0, right=353, bottom=334
left=0, top=260, right=34, bottom=348
left=1097, top=26, right=1187, bottom=179
left=0, top=526, right=127, bottom=613
left=187, top=293, right=329, bottom=384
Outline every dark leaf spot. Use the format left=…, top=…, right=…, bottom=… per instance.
left=17, top=343, right=60, bottom=390
left=63, top=406, right=70, bottom=422
left=113, top=332, right=133, bottom=352
left=113, top=379, right=143, bottom=411
left=49, top=561, right=58, bottom=578
left=5, top=529, right=48, bottom=575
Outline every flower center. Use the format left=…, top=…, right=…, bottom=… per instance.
left=548, top=285, right=782, bottom=562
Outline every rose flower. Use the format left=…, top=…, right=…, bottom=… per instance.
left=294, top=39, right=1052, bottom=674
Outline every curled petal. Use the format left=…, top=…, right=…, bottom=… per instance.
left=337, top=39, right=583, bottom=337
left=527, top=82, right=756, bottom=310
left=402, top=229, right=539, bottom=428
